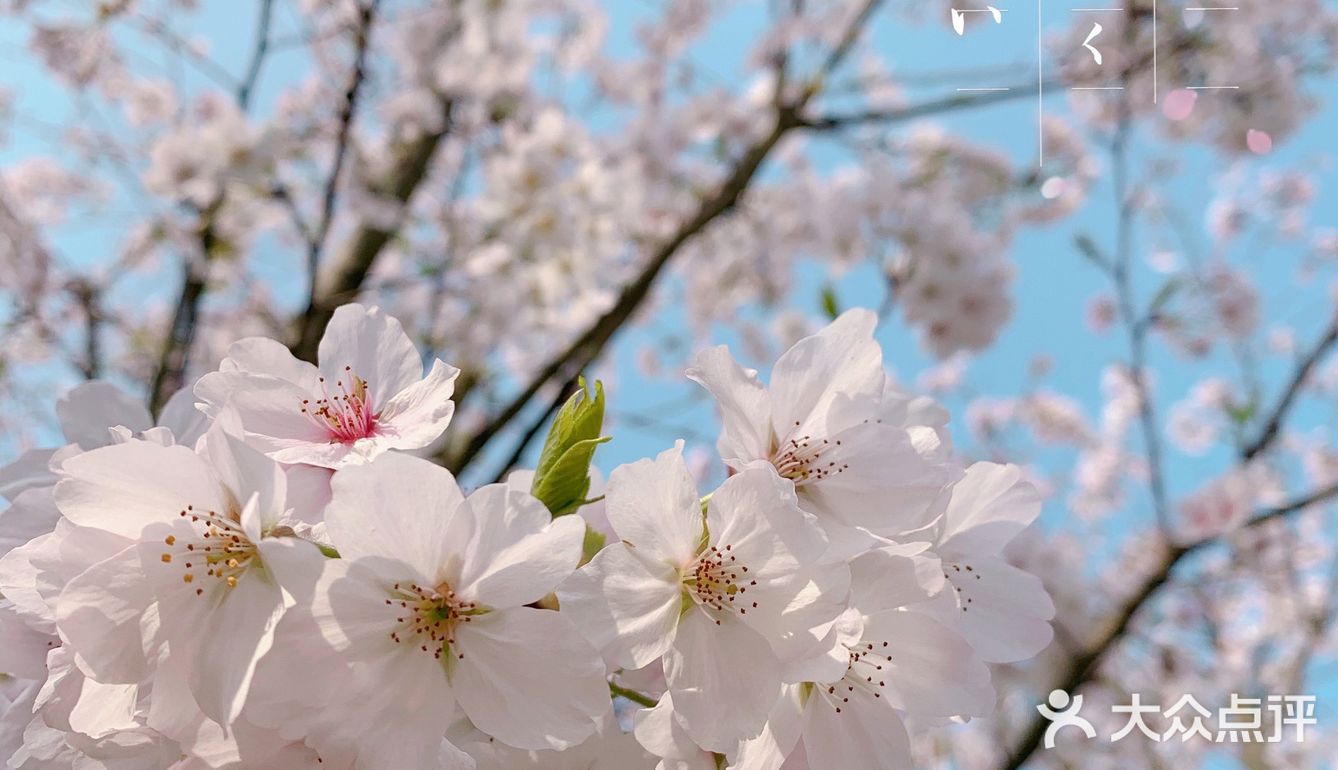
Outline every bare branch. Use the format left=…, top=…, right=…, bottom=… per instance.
left=148, top=213, right=220, bottom=414
left=66, top=278, right=103, bottom=381
left=237, top=0, right=277, bottom=112
left=303, top=0, right=379, bottom=319
left=288, top=93, right=455, bottom=362
left=997, top=481, right=1338, bottom=770
left=1242, top=315, right=1338, bottom=461
left=146, top=0, right=283, bottom=411
left=487, top=374, right=582, bottom=485
left=444, top=106, right=800, bottom=472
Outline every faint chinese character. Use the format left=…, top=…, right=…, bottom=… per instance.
left=1266, top=695, right=1317, bottom=743
left=1163, top=694, right=1214, bottom=742
left=1216, top=694, right=1264, bottom=743
left=1112, top=693, right=1162, bottom=742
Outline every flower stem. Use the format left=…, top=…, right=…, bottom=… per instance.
left=608, top=681, right=657, bottom=708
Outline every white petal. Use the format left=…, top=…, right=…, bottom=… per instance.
left=604, top=445, right=703, bottom=568
left=685, top=346, right=772, bottom=464
left=200, top=428, right=287, bottom=536
left=55, top=441, right=227, bottom=539
left=0, top=487, right=61, bottom=559
left=221, top=336, right=321, bottom=389
left=848, top=544, right=940, bottom=614
left=156, top=383, right=213, bottom=448
left=0, top=603, right=55, bottom=679
left=557, top=543, right=681, bottom=669
left=211, top=376, right=345, bottom=467
left=708, top=465, right=827, bottom=572
left=730, top=685, right=808, bottom=770
left=801, top=693, right=912, bottom=770
left=664, top=609, right=781, bottom=753
left=767, top=309, right=883, bottom=439
left=859, top=610, right=994, bottom=717
left=926, top=555, right=1054, bottom=663
left=633, top=693, right=706, bottom=762
left=325, top=453, right=467, bottom=583
left=317, top=304, right=425, bottom=402
left=939, top=462, right=1042, bottom=554
left=0, top=448, right=58, bottom=502
left=56, top=381, right=153, bottom=449
left=742, top=563, right=850, bottom=673
left=375, top=359, right=460, bottom=452
left=452, top=607, right=606, bottom=751
left=55, top=545, right=153, bottom=683
left=453, top=488, right=583, bottom=609
left=797, top=422, right=949, bottom=533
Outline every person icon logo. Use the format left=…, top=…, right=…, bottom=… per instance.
left=1036, top=689, right=1097, bottom=748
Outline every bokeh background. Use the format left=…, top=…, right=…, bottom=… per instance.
left=2, top=1, right=1337, bottom=767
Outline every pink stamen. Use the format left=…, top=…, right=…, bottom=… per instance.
left=300, top=365, right=377, bottom=443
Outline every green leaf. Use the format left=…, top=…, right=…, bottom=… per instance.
left=531, top=379, right=610, bottom=517
left=580, top=526, right=606, bottom=566
left=1148, top=277, right=1184, bottom=316
left=1226, top=399, right=1257, bottom=427
left=819, top=284, right=841, bottom=320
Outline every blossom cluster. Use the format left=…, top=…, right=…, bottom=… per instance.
left=0, top=303, right=1053, bottom=769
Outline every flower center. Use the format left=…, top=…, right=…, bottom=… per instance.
left=942, top=561, right=981, bottom=613
left=300, top=365, right=377, bottom=443
left=823, top=639, right=893, bottom=714
left=160, top=505, right=258, bottom=596
left=384, top=581, right=482, bottom=661
left=770, top=421, right=848, bottom=485
left=683, top=544, right=758, bottom=624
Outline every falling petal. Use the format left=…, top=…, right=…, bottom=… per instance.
left=1163, top=89, right=1197, bottom=122
left=1247, top=129, right=1273, bottom=156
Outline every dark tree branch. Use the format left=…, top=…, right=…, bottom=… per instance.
left=146, top=0, right=282, bottom=411
left=1242, top=316, right=1338, bottom=461
left=288, top=93, right=455, bottom=362
left=446, top=0, right=1083, bottom=474
left=66, top=279, right=103, bottom=381
left=148, top=214, right=220, bottom=414
left=303, top=0, right=379, bottom=321
left=998, top=482, right=1338, bottom=770
left=488, top=374, right=582, bottom=485
left=445, top=107, right=801, bottom=473
left=237, top=0, right=276, bottom=112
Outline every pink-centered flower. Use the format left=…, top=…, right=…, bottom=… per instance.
left=196, top=304, right=459, bottom=469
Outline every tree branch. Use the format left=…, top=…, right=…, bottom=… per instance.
left=1241, top=315, right=1338, bottom=461
left=288, top=93, right=455, bottom=362
left=237, top=0, right=276, bottom=112
left=447, top=0, right=1067, bottom=473
left=997, top=481, right=1338, bottom=770
left=148, top=213, right=220, bottom=414
left=146, top=0, right=281, bottom=411
left=303, top=0, right=379, bottom=321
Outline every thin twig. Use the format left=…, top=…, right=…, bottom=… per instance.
left=608, top=681, right=658, bottom=709
left=304, top=0, right=379, bottom=318
left=997, top=481, right=1338, bottom=770
left=488, top=374, right=582, bottom=485
left=1241, top=316, right=1338, bottom=460
left=237, top=0, right=276, bottom=112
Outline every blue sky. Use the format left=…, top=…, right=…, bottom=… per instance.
left=2, top=3, right=1334, bottom=520
left=3, top=1, right=1335, bottom=515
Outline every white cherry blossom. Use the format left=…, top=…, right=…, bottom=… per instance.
left=196, top=303, right=459, bottom=469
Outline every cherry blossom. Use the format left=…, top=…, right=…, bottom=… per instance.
left=196, top=303, right=460, bottom=468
